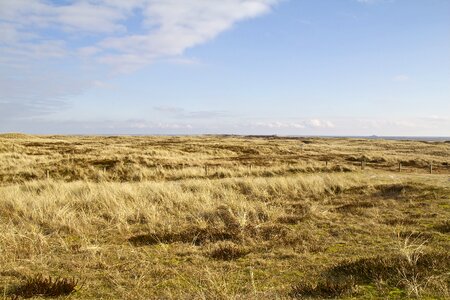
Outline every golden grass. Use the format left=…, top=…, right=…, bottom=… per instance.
left=0, top=135, right=449, bottom=299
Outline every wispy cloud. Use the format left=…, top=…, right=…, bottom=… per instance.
left=0, top=71, right=91, bottom=119
left=251, top=119, right=335, bottom=129
left=0, top=118, right=195, bottom=134
left=0, top=0, right=280, bottom=118
left=392, top=74, right=410, bottom=82
left=0, top=0, right=280, bottom=72
left=0, top=0, right=129, bottom=34
left=154, top=106, right=231, bottom=119
left=2, top=116, right=449, bottom=136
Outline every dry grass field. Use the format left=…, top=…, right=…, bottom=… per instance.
left=0, top=134, right=449, bottom=299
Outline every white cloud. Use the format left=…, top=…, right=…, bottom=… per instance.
left=0, top=0, right=129, bottom=33
left=305, top=119, right=335, bottom=128
left=95, top=0, right=279, bottom=72
left=2, top=116, right=450, bottom=136
left=0, top=23, right=23, bottom=43
left=1, top=0, right=280, bottom=72
left=252, top=119, right=335, bottom=129
left=78, top=46, right=101, bottom=57
left=92, top=80, right=115, bottom=90
left=0, top=70, right=93, bottom=120
left=253, top=121, right=304, bottom=129
left=154, top=106, right=231, bottom=119
left=0, top=0, right=280, bottom=118
left=0, top=118, right=195, bottom=134
left=392, top=74, right=410, bottom=82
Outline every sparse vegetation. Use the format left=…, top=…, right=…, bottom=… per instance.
left=0, top=135, right=449, bottom=299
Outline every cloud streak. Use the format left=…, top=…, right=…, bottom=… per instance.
left=0, top=71, right=92, bottom=120
left=3, top=116, right=448, bottom=136
left=392, top=74, right=410, bottom=82
left=252, top=119, right=335, bottom=129
left=153, top=106, right=231, bottom=119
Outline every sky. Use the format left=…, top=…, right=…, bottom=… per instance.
left=0, top=0, right=449, bottom=136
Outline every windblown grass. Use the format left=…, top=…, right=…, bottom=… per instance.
left=0, top=135, right=449, bottom=299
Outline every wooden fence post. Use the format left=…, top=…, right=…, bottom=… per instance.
left=205, top=165, right=209, bottom=176
left=46, top=170, right=50, bottom=179
left=429, top=162, right=433, bottom=174
left=398, top=162, right=402, bottom=172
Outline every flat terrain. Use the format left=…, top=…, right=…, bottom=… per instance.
left=0, top=134, right=449, bottom=299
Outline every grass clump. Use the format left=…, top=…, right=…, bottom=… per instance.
left=434, top=220, right=450, bottom=233
left=290, top=236, right=450, bottom=299
left=325, top=250, right=450, bottom=298
left=290, top=277, right=356, bottom=299
left=209, top=241, right=249, bottom=261
left=9, top=274, right=78, bottom=299
left=328, top=252, right=449, bottom=281
left=276, top=214, right=306, bottom=224
left=128, top=226, right=240, bottom=246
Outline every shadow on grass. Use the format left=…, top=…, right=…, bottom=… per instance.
left=290, top=251, right=450, bottom=299
left=8, top=274, right=78, bottom=299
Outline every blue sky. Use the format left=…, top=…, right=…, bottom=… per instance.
left=1, top=0, right=449, bottom=135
